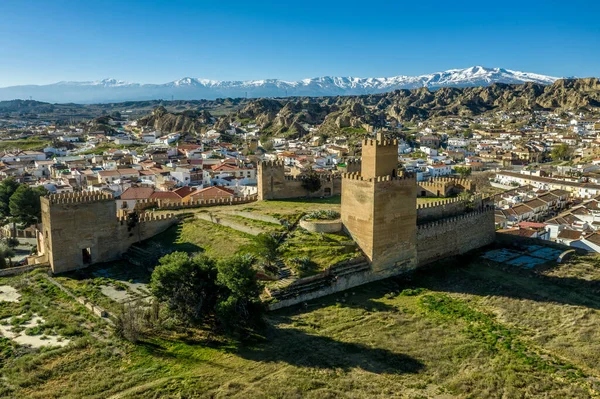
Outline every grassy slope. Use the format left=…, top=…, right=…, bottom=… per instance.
left=280, top=229, right=359, bottom=276
left=2, top=254, right=600, bottom=397
left=140, top=218, right=253, bottom=260
left=0, top=139, right=52, bottom=151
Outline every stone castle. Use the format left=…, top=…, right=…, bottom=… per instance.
left=267, top=133, right=495, bottom=308
left=38, top=192, right=177, bottom=273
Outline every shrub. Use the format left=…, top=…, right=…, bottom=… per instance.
left=302, top=210, right=340, bottom=221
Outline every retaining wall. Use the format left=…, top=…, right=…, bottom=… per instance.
left=299, top=219, right=343, bottom=233
left=196, top=213, right=263, bottom=236
left=225, top=211, right=282, bottom=225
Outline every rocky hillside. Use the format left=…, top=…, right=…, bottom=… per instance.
left=130, top=78, right=600, bottom=137
left=136, top=106, right=213, bottom=133
left=219, top=78, right=600, bottom=135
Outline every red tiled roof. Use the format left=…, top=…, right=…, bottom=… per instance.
left=517, top=222, right=547, bottom=229
left=150, top=191, right=181, bottom=200
left=120, top=187, right=154, bottom=200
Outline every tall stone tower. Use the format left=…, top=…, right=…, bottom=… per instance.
left=257, top=160, right=286, bottom=201
left=341, top=133, right=417, bottom=276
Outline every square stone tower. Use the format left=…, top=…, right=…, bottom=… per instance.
left=257, top=160, right=286, bottom=200
left=341, top=133, right=417, bottom=276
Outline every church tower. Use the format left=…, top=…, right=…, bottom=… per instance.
left=341, top=133, right=417, bottom=276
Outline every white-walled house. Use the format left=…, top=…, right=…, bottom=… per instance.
left=426, top=164, right=452, bottom=177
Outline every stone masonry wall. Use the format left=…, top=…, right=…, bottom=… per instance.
left=341, top=173, right=417, bottom=275
left=416, top=209, right=495, bottom=266
left=416, top=195, right=484, bottom=224
left=41, top=193, right=177, bottom=273
left=257, top=160, right=341, bottom=200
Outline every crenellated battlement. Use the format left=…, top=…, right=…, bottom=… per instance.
left=258, top=160, right=285, bottom=168
left=342, top=172, right=415, bottom=184
left=47, top=191, right=114, bottom=205
left=417, top=207, right=494, bottom=230
left=417, top=197, right=462, bottom=209
left=156, top=195, right=257, bottom=210
left=283, top=174, right=340, bottom=182
left=416, top=194, right=482, bottom=210
left=118, top=212, right=177, bottom=224
left=362, top=138, right=398, bottom=148
left=421, top=177, right=473, bottom=187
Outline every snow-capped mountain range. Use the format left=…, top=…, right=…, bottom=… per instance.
left=0, top=66, right=561, bottom=104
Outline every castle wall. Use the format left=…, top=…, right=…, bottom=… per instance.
left=371, top=177, right=417, bottom=274
left=257, top=161, right=341, bottom=200
left=416, top=209, right=495, bottom=266
left=41, top=194, right=177, bottom=274
left=417, top=178, right=475, bottom=198
left=343, top=159, right=362, bottom=174
left=416, top=196, right=484, bottom=224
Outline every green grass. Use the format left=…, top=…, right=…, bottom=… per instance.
left=279, top=229, right=359, bottom=276
left=0, top=139, right=51, bottom=151
left=142, top=218, right=253, bottom=260
left=5, top=251, right=600, bottom=397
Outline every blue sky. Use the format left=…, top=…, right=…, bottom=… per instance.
left=0, top=0, right=598, bottom=87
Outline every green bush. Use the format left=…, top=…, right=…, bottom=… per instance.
left=302, top=210, right=340, bottom=221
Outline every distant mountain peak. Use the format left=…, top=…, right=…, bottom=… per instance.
left=0, top=66, right=562, bottom=103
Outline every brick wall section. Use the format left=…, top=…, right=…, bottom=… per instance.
left=416, top=208, right=495, bottom=266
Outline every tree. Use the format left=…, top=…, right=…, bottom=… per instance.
left=216, top=255, right=264, bottom=333
left=150, top=252, right=264, bottom=336
left=301, top=171, right=322, bottom=195
left=150, top=252, right=220, bottom=324
left=0, top=178, right=20, bottom=218
left=454, top=166, right=472, bottom=178
left=261, top=140, right=274, bottom=151
left=551, top=144, right=573, bottom=161
left=0, top=244, right=15, bottom=268
left=8, top=185, right=48, bottom=227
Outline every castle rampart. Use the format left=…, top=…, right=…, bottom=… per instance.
left=416, top=207, right=495, bottom=266
left=416, top=194, right=485, bottom=224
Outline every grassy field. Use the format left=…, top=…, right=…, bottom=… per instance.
left=160, top=196, right=454, bottom=220
left=2, top=252, right=600, bottom=397
left=0, top=138, right=51, bottom=151
left=139, top=218, right=253, bottom=260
